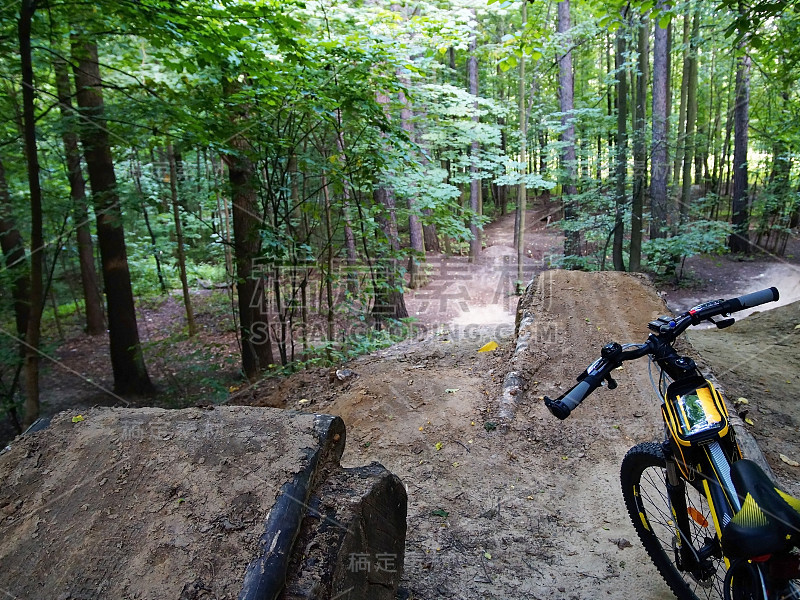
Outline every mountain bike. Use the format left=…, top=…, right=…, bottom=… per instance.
left=544, top=287, right=800, bottom=600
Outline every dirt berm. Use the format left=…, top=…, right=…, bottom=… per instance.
left=238, top=270, right=687, bottom=598
left=0, top=407, right=407, bottom=600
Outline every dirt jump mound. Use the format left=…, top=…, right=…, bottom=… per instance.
left=0, top=407, right=407, bottom=600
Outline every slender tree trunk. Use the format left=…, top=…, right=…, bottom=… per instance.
left=718, top=57, right=735, bottom=199
left=516, top=0, right=527, bottom=292
left=332, top=123, right=359, bottom=291
left=650, top=3, right=670, bottom=239
left=213, top=157, right=234, bottom=279
left=468, top=15, right=481, bottom=263
left=607, top=33, right=615, bottom=166
left=54, top=57, right=104, bottom=335
left=372, top=186, right=409, bottom=321
left=559, top=0, right=580, bottom=261
left=679, top=8, right=700, bottom=223
left=730, top=49, right=751, bottom=253
left=321, top=172, right=336, bottom=350
left=132, top=155, right=168, bottom=295
left=72, top=37, right=154, bottom=395
left=613, top=19, right=628, bottom=272
left=372, top=92, right=409, bottom=321
left=665, top=21, right=673, bottom=187
left=496, top=31, right=509, bottom=217
left=168, top=142, right=196, bottom=336
left=672, top=12, right=691, bottom=192
left=20, top=0, right=43, bottom=426
left=397, top=90, right=426, bottom=286
left=710, top=57, right=726, bottom=196
left=0, top=157, right=31, bottom=342
left=630, top=14, right=648, bottom=272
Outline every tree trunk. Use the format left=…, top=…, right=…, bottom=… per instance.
left=672, top=12, right=691, bottom=192
left=332, top=124, right=359, bottom=292
left=613, top=19, right=628, bottom=272
left=20, top=0, right=43, bottom=426
left=665, top=21, right=673, bottom=186
left=718, top=58, right=735, bottom=199
left=372, top=186, right=409, bottom=322
left=53, top=57, right=105, bottom=335
left=73, top=37, right=155, bottom=396
left=372, top=92, right=409, bottom=322
left=679, top=8, right=700, bottom=223
left=397, top=91, right=426, bottom=287
left=607, top=32, right=614, bottom=169
left=468, top=15, right=481, bottom=263
left=422, top=212, right=440, bottom=253
left=168, top=142, right=197, bottom=336
left=321, top=172, right=336, bottom=350
left=0, top=157, right=30, bottom=341
left=132, top=155, right=168, bottom=295
left=515, top=0, right=527, bottom=292
left=650, top=2, right=670, bottom=239
left=730, top=50, right=751, bottom=253
left=710, top=56, right=726, bottom=197
left=558, top=0, right=580, bottom=261
left=222, top=80, right=274, bottom=379
left=495, top=36, right=509, bottom=217
left=630, top=14, right=648, bottom=272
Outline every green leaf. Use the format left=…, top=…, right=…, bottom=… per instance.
left=432, top=508, right=449, bottom=517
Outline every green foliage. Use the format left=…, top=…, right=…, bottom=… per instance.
left=4, top=0, right=800, bottom=413
left=142, top=331, right=240, bottom=406
left=556, top=184, right=618, bottom=270
left=278, top=319, right=412, bottom=374
left=643, top=219, right=732, bottom=283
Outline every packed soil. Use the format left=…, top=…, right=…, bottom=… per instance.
left=2, top=209, right=798, bottom=600
left=242, top=269, right=680, bottom=599
left=0, top=406, right=346, bottom=600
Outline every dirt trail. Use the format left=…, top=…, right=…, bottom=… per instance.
left=400, top=209, right=562, bottom=333
left=246, top=270, right=677, bottom=599
left=6, top=205, right=798, bottom=599
left=241, top=222, right=800, bottom=599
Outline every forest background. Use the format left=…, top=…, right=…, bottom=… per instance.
left=1, top=0, right=798, bottom=434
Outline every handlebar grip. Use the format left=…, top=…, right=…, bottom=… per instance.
left=545, top=379, right=598, bottom=420
left=727, top=287, right=779, bottom=312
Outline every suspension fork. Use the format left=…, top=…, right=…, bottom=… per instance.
left=663, top=444, right=698, bottom=571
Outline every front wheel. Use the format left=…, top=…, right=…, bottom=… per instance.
left=621, top=442, right=728, bottom=600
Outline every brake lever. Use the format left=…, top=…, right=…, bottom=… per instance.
left=715, top=317, right=735, bottom=329
left=605, top=374, right=618, bottom=390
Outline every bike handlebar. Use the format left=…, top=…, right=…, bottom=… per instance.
left=726, top=286, right=779, bottom=312
left=545, top=377, right=603, bottom=420
left=544, top=287, right=779, bottom=420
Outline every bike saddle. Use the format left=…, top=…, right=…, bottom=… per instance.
left=721, top=459, right=800, bottom=559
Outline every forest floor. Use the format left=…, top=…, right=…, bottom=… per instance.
left=2, top=204, right=799, bottom=599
